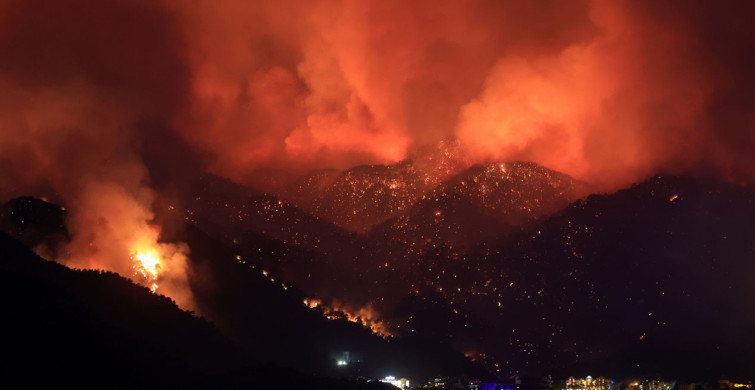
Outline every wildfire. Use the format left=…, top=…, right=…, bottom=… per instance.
left=124, top=236, right=194, bottom=310
left=303, top=298, right=393, bottom=338
left=131, top=250, right=162, bottom=292
left=303, top=298, right=321, bottom=308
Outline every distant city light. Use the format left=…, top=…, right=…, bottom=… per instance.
left=381, top=376, right=410, bottom=389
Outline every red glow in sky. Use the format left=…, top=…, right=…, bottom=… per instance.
left=0, top=0, right=754, bottom=306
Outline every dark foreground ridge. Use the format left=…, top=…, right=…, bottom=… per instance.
left=0, top=230, right=396, bottom=390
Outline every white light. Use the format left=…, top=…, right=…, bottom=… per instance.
left=337, top=360, right=348, bottom=366
left=381, top=376, right=409, bottom=389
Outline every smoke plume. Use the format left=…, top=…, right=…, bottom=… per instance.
left=170, top=0, right=755, bottom=189
left=0, top=0, right=193, bottom=308
left=1, top=0, right=754, bottom=307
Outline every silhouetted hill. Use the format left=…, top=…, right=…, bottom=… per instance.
left=394, top=175, right=755, bottom=379
left=0, top=196, right=69, bottom=256
left=0, top=196, right=485, bottom=385
left=175, top=173, right=375, bottom=302
left=181, top=167, right=755, bottom=382
left=0, top=230, right=237, bottom=388
left=184, top=173, right=354, bottom=254
left=163, top=169, right=755, bottom=380
left=213, top=161, right=586, bottom=309
left=0, top=222, right=458, bottom=389
left=6, top=169, right=754, bottom=383
left=182, top=223, right=486, bottom=382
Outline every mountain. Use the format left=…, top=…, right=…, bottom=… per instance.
left=179, top=173, right=359, bottom=256
left=247, top=161, right=588, bottom=309
left=173, top=173, right=374, bottom=301
left=284, top=161, right=438, bottom=233
left=0, top=224, right=401, bottom=389
left=181, top=222, right=484, bottom=381
left=0, top=196, right=69, bottom=256
left=392, top=175, right=755, bottom=379
left=371, top=161, right=587, bottom=251
left=0, top=229, right=240, bottom=388
left=179, top=159, right=588, bottom=314
left=161, top=164, right=755, bottom=380
left=0, top=195, right=484, bottom=385
left=8, top=162, right=754, bottom=384
left=282, top=141, right=469, bottom=233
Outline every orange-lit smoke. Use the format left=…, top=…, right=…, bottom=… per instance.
left=456, top=1, right=710, bottom=188
left=1, top=0, right=755, bottom=305
left=63, top=182, right=194, bottom=309
left=0, top=0, right=194, bottom=309
left=304, top=298, right=393, bottom=338
left=3, top=0, right=753, bottom=195
left=168, top=0, right=755, bottom=190
left=0, top=81, right=194, bottom=308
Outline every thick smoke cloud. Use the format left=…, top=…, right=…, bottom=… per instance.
left=0, top=0, right=194, bottom=308
left=170, top=0, right=755, bottom=189
left=0, top=0, right=754, bottom=306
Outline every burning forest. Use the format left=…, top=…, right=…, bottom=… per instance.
left=1, top=0, right=755, bottom=389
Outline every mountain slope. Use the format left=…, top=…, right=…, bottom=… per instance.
left=284, top=162, right=435, bottom=233
left=396, top=175, right=755, bottom=379
left=0, top=196, right=485, bottom=384
left=371, top=161, right=587, bottom=251
left=0, top=230, right=239, bottom=388
left=181, top=223, right=486, bottom=382
left=283, top=141, right=469, bottom=233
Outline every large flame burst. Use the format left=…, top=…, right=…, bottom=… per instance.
left=130, top=250, right=161, bottom=292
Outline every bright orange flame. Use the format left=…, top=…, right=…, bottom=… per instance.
left=125, top=237, right=194, bottom=310
left=130, top=250, right=162, bottom=293
left=303, top=298, right=321, bottom=308
left=303, top=298, right=393, bottom=338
